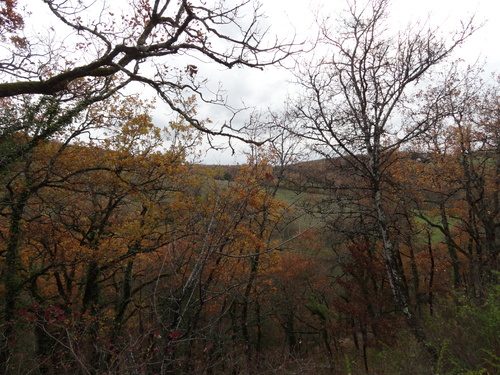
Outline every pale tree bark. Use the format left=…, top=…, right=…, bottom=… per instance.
left=285, top=0, right=475, bottom=362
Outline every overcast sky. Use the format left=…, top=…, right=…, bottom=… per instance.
left=17, top=0, right=500, bottom=164
left=200, top=0, right=500, bottom=164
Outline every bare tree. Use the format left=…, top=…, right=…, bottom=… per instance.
left=0, top=0, right=297, bottom=152
left=287, top=0, right=475, bottom=361
left=413, top=65, right=500, bottom=297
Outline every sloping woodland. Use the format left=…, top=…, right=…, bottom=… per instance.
left=0, top=0, right=499, bottom=374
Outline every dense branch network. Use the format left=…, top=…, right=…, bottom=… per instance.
left=0, top=0, right=296, bottom=142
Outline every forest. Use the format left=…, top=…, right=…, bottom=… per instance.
left=0, top=0, right=499, bottom=374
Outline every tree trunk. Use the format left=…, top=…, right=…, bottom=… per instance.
left=374, top=188, right=439, bottom=361
left=0, top=194, right=29, bottom=373
left=439, top=204, right=461, bottom=288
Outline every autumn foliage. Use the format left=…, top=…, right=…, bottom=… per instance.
left=0, top=1, right=499, bottom=374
